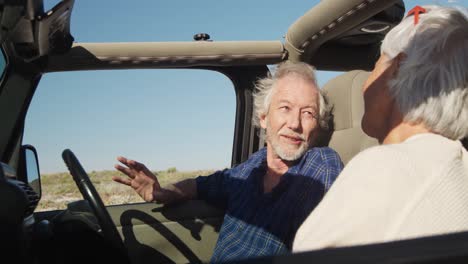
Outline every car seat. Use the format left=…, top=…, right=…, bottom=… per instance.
left=321, top=70, right=379, bottom=165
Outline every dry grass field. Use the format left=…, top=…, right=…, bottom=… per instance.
left=37, top=168, right=215, bottom=211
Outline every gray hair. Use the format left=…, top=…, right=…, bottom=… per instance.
left=252, top=61, right=332, bottom=131
left=381, top=5, right=468, bottom=140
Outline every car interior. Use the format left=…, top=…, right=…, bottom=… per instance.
left=1, top=0, right=468, bottom=263
left=323, top=70, right=378, bottom=165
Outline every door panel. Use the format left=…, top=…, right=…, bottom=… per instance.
left=108, top=200, right=224, bottom=263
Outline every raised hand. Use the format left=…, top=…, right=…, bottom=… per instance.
left=112, top=156, right=160, bottom=202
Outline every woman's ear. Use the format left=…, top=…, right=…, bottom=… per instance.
left=391, top=52, right=407, bottom=77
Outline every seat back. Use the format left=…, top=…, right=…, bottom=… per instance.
left=322, top=70, right=378, bottom=165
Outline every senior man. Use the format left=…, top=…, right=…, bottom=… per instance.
left=113, top=61, right=343, bottom=262
left=293, top=5, right=468, bottom=251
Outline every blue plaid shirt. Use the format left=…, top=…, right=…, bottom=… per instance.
left=196, top=147, right=343, bottom=263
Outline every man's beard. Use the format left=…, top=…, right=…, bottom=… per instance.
left=266, top=125, right=310, bottom=161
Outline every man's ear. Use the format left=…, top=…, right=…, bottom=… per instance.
left=259, top=114, right=267, bottom=129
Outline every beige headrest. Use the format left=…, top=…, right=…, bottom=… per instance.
left=322, top=70, right=379, bottom=164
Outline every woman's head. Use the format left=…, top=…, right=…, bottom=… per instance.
left=376, top=5, right=468, bottom=140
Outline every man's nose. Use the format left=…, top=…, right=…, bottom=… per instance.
left=287, top=110, right=301, bottom=130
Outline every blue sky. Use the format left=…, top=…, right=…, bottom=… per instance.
left=24, top=0, right=466, bottom=174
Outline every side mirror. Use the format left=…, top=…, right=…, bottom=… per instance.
left=20, top=144, right=41, bottom=199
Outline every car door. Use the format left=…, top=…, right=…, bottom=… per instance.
left=22, top=62, right=271, bottom=264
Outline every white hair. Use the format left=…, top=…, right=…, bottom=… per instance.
left=381, top=5, right=468, bottom=140
left=252, top=61, right=332, bottom=131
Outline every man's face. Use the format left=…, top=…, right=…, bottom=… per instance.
left=361, top=53, right=398, bottom=141
left=260, top=74, right=320, bottom=161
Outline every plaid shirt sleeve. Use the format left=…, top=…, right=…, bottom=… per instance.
left=195, top=168, right=232, bottom=206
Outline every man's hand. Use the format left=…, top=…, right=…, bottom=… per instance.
left=112, top=156, right=160, bottom=202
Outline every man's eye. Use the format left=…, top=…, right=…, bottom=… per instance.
left=303, top=111, right=317, bottom=119
left=280, top=106, right=290, bottom=111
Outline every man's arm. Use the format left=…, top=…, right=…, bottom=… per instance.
left=112, top=156, right=197, bottom=204
left=154, top=178, right=197, bottom=204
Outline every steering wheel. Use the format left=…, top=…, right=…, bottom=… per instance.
left=62, top=149, right=126, bottom=252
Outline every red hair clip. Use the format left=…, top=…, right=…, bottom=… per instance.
left=407, top=5, right=427, bottom=25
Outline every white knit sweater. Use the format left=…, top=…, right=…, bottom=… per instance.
left=293, top=133, right=468, bottom=252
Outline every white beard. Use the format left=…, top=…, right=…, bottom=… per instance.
left=266, top=125, right=310, bottom=161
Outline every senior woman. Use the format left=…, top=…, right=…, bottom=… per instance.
left=293, top=5, right=468, bottom=251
